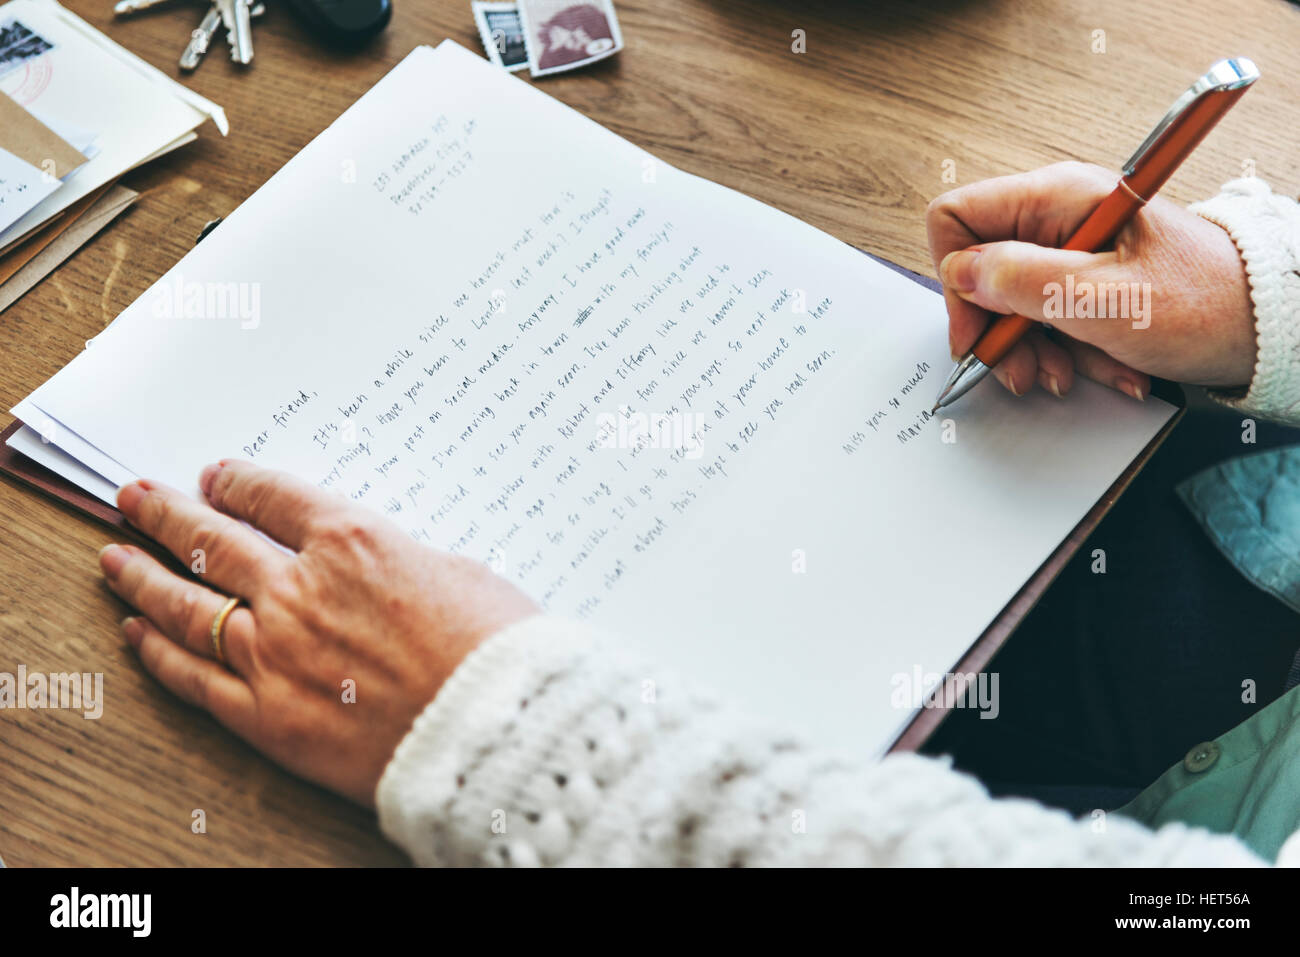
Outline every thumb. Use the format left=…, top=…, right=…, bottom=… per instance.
left=939, top=241, right=1133, bottom=346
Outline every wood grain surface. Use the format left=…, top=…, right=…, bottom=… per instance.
left=1, top=0, right=1297, bottom=866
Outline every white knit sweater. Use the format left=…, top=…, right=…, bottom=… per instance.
left=376, top=179, right=1300, bottom=867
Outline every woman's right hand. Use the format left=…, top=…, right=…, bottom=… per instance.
left=926, top=161, right=1259, bottom=400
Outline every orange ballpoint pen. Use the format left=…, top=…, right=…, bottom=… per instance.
left=931, top=57, right=1260, bottom=412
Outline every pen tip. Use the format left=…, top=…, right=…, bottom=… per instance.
left=930, top=403, right=940, bottom=415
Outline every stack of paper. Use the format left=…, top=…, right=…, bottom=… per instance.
left=5, top=42, right=1178, bottom=755
left=0, top=0, right=225, bottom=308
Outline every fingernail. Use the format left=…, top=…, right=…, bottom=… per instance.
left=199, top=463, right=221, bottom=498
left=1047, top=374, right=1062, bottom=398
left=116, top=481, right=146, bottom=517
left=121, top=616, right=144, bottom=648
left=99, top=543, right=129, bottom=579
left=1116, top=379, right=1145, bottom=401
left=1005, top=373, right=1020, bottom=396
left=940, top=250, right=979, bottom=293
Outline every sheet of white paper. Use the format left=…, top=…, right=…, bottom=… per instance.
left=0, top=0, right=223, bottom=247
left=6, top=424, right=118, bottom=503
left=16, top=41, right=1176, bottom=757
left=0, top=142, right=58, bottom=231
left=11, top=400, right=136, bottom=486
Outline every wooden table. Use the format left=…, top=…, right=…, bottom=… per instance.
left=1, top=0, right=1296, bottom=866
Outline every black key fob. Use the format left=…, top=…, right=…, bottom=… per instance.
left=285, top=0, right=392, bottom=44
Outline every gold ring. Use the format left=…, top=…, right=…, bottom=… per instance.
left=210, top=596, right=241, bottom=665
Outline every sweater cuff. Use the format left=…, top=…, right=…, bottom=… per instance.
left=1189, top=178, right=1300, bottom=426
left=374, top=614, right=611, bottom=866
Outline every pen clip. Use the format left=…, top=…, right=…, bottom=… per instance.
left=1121, top=58, right=1260, bottom=175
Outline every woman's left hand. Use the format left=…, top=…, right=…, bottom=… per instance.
left=98, top=460, right=538, bottom=807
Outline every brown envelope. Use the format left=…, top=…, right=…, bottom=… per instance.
left=0, top=90, right=87, bottom=181
left=0, top=182, right=137, bottom=312
left=0, top=180, right=113, bottom=285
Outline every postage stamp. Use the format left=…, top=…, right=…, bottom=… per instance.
left=516, top=0, right=623, bottom=78
left=472, top=2, right=529, bottom=73
left=0, top=19, right=54, bottom=83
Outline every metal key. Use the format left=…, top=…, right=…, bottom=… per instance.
left=179, top=5, right=222, bottom=71
left=180, top=1, right=263, bottom=71
left=215, top=0, right=254, bottom=66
